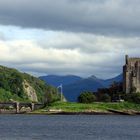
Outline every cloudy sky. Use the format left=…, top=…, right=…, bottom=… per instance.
left=0, top=0, right=140, bottom=79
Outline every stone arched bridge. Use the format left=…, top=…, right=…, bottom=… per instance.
left=0, top=102, right=44, bottom=113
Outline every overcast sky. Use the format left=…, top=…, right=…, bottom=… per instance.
left=0, top=0, right=140, bottom=79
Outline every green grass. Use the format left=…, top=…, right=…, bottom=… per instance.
left=43, top=101, right=140, bottom=112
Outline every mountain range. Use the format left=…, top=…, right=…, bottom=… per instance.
left=39, top=74, right=123, bottom=102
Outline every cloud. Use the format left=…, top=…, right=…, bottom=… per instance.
left=0, top=32, right=6, bottom=40
left=0, top=29, right=140, bottom=78
left=0, top=0, right=140, bottom=35
left=0, top=0, right=140, bottom=78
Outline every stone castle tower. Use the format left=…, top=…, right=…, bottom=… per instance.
left=123, top=55, right=140, bottom=93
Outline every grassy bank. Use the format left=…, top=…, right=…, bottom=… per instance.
left=32, top=101, right=140, bottom=114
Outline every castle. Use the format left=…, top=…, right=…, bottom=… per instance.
left=123, top=55, right=140, bottom=93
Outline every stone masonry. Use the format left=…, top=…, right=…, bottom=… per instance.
left=123, top=55, right=140, bottom=93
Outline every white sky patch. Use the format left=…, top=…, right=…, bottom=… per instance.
left=0, top=25, right=56, bottom=41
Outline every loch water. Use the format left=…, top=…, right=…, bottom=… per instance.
left=0, top=115, right=140, bottom=140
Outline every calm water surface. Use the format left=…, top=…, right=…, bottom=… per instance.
left=0, top=115, right=140, bottom=140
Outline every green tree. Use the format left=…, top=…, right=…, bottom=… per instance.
left=44, top=86, right=60, bottom=104
left=78, top=92, right=96, bottom=103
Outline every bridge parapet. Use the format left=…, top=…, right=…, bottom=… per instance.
left=0, top=102, right=44, bottom=113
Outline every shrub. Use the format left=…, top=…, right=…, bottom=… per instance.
left=0, top=88, right=23, bottom=102
left=78, top=92, right=96, bottom=103
left=125, top=92, right=140, bottom=104
left=100, top=94, right=111, bottom=102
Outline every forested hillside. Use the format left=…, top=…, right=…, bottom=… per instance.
left=0, top=65, right=58, bottom=102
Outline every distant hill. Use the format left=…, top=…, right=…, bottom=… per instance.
left=39, top=74, right=123, bottom=102
left=101, top=74, right=123, bottom=87
left=63, top=78, right=104, bottom=102
left=39, top=75, right=82, bottom=87
left=0, top=65, right=57, bottom=102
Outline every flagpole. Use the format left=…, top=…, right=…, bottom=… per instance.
left=57, top=84, right=63, bottom=102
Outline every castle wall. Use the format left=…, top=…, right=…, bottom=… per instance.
left=123, top=55, right=140, bottom=93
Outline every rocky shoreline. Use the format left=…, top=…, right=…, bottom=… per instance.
left=28, top=109, right=140, bottom=115
left=1, top=108, right=140, bottom=115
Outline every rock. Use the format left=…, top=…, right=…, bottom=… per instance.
left=23, top=80, right=38, bottom=102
